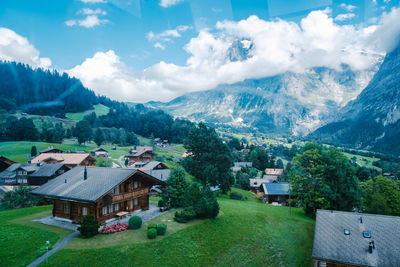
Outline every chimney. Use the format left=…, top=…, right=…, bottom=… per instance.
left=64, top=179, right=67, bottom=183
left=84, top=167, right=87, bottom=180
left=360, top=217, right=363, bottom=224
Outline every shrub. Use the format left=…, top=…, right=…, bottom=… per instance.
left=157, top=223, right=167, bottom=235
left=128, top=216, right=142, bottom=229
left=158, top=199, right=165, bottom=207
left=147, top=228, right=157, bottom=239
left=147, top=223, right=157, bottom=230
left=230, top=191, right=246, bottom=201
left=174, top=206, right=196, bottom=223
left=78, top=216, right=100, bottom=238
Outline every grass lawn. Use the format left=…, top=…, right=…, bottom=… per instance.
left=65, top=104, right=110, bottom=121
left=0, top=206, right=72, bottom=267
left=170, top=144, right=186, bottom=153
left=42, top=190, right=315, bottom=267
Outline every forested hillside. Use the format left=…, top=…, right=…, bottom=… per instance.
left=0, top=61, right=97, bottom=116
left=0, top=61, right=194, bottom=144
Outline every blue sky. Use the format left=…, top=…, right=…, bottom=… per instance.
left=0, top=0, right=399, bottom=102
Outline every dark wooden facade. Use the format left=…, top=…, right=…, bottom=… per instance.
left=51, top=172, right=154, bottom=223
left=126, top=151, right=154, bottom=164
left=28, top=165, right=70, bottom=186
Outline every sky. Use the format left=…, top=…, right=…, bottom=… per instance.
left=0, top=0, right=400, bottom=102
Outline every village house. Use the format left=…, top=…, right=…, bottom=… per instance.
left=0, top=163, right=69, bottom=186
left=312, top=210, right=400, bottom=267
left=30, top=153, right=96, bottom=168
left=32, top=166, right=166, bottom=223
left=264, top=168, right=284, bottom=181
left=249, top=178, right=276, bottom=192
left=259, top=182, right=290, bottom=205
left=0, top=155, right=16, bottom=172
left=39, top=147, right=63, bottom=154
left=130, top=161, right=170, bottom=182
left=231, top=162, right=253, bottom=173
left=125, top=146, right=154, bottom=165
left=90, top=148, right=109, bottom=158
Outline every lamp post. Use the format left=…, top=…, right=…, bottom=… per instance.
left=46, top=240, right=50, bottom=264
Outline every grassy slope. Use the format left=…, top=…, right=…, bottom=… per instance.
left=0, top=206, right=72, bottom=267
left=343, top=152, right=381, bottom=171
left=42, top=193, right=314, bottom=267
left=66, top=104, right=109, bottom=121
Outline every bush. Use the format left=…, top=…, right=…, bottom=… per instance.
left=157, top=223, right=167, bottom=235
left=230, top=191, right=247, bottom=201
left=99, top=223, right=128, bottom=234
left=77, top=216, right=100, bottom=238
left=158, top=199, right=165, bottom=207
left=147, top=223, right=157, bottom=230
left=128, top=216, right=142, bottom=229
left=147, top=228, right=157, bottom=239
left=174, top=206, right=196, bottom=223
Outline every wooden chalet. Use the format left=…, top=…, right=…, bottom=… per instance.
left=312, top=210, right=400, bottom=267
left=0, top=163, right=69, bottom=186
left=0, top=155, right=16, bottom=172
left=30, top=153, right=96, bottom=168
left=90, top=148, right=109, bottom=158
left=125, top=146, right=154, bottom=165
left=259, top=182, right=290, bottom=205
left=130, top=161, right=170, bottom=182
left=32, top=166, right=166, bottom=223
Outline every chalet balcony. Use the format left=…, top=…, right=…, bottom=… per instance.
left=112, top=188, right=149, bottom=202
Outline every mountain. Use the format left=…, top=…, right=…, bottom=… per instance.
left=148, top=64, right=381, bottom=136
left=310, top=42, right=400, bottom=155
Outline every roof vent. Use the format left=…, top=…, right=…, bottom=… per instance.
left=360, top=217, right=363, bottom=224
left=84, top=167, right=87, bottom=180
left=368, top=240, right=375, bottom=253
left=64, top=179, right=67, bottom=183
left=363, top=231, right=371, bottom=238
left=344, top=229, right=350, bottom=235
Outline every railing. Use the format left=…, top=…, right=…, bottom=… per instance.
left=112, top=188, right=149, bottom=202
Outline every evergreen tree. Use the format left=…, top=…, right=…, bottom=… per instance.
left=94, top=128, right=105, bottom=147
left=183, top=123, right=234, bottom=193
left=30, top=145, right=37, bottom=157
left=162, top=167, right=188, bottom=208
left=73, top=120, right=92, bottom=144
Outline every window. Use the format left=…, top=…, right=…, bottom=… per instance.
left=134, top=198, right=138, bottom=206
left=102, top=206, right=108, bottom=215
left=63, top=203, right=69, bottom=214
left=112, top=186, right=120, bottom=195
left=115, top=203, right=119, bottom=211
left=109, top=204, right=114, bottom=213
left=134, top=181, right=138, bottom=189
left=82, top=207, right=87, bottom=216
left=129, top=199, right=133, bottom=209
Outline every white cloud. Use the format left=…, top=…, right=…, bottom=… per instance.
left=79, top=8, right=106, bottom=15
left=65, top=15, right=109, bottom=28
left=69, top=7, right=400, bottom=103
left=80, top=0, right=106, bottom=3
left=339, top=3, right=357, bottom=12
left=147, top=25, right=191, bottom=49
left=159, top=0, right=183, bottom=8
left=154, top=43, right=166, bottom=50
left=334, top=13, right=356, bottom=21
left=0, top=28, right=51, bottom=68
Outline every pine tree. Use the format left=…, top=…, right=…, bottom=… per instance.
left=30, top=146, right=37, bottom=157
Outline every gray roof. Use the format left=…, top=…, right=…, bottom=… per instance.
left=143, top=169, right=170, bottom=182
left=0, top=163, right=40, bottom=179
left=90, top=148, right=108, bottom=153
left=262, top=182, right=289, bottom=195
left=312, top=210, right=400, bottom=267
left=32, top=166, right=165, bottom=202
left=40, top=148, right=63, bottom=153
left=29, top=164, right=66, bottom=178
